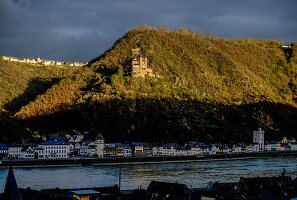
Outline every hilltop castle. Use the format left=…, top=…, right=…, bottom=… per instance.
left=130, top=48, right=154, bottom=78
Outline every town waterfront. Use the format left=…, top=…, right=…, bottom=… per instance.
left=0, top=157, right=296, bottom=192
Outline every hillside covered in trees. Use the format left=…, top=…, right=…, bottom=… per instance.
left=0, top=58, right=81, bottom=142
left=1, top=26, right=297, bottom=143
left=0, top=59, right=80, bottom=112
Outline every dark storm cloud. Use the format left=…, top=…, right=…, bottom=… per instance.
left=0, top=0, right=296, bottom=61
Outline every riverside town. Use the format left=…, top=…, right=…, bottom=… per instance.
left=1, top=0, right=297, bottom=199
left=0, top=128, right=296, bottom=160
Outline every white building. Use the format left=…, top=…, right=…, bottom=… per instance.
left=86, top=142, right=96, bottom=157
left=8, top=145, right=23, bottom=159
left=79, top=141, right=96, bottom=157
left=36, top=57, right=42, bottom=63
left=74, top=142, right=81, bottom=154
left=2, top=56, right=9, bottom=60
left=55, top=61, right=62, bottom=65
left=34, top=147, right=45, bottom=159
left=44, top=60, right=52, bottom=65
left=253, top=128, right=265, bottom=151
left=123, top=144, right=132, bottom=157
left=281, top=137, right=289, bottom=144
left=232, top=145, right=243, bottom=153
left=209, top=144, right=218, bottom=155
left=168, top=145, right=177, bottom=156
left=18, top=147, right=35, bottom=159
left=190, top=145, right=201, bottom=156
left=162, top=146, right=169, bottom=156
left=95, top=133, right=104, bottom=158
left=251, top=143, right=260, bottom=152
left=79, top=142, right=88, bottom=156
left=38, top=140, right=69, bottom=159
left=152, top=146, right=165, bottom=156
left=69, top=143, right=75, bottom=153
left=175, top=149, right=183, bottom=156
left=223, top=148, right=231, bottom=154
left=152, top=146, right=158, bottom=156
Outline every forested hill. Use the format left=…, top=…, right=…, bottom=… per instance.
left=3, top=26, right=297, bottom=143
left=0, top=59, right=80, bottom=113
left=0, top=58, right=81, bottom=142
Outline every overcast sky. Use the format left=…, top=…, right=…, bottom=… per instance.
left=0, top=0, right=296, bottom=62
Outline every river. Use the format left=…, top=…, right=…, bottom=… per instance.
left=0, top=157, right=296, bottom=192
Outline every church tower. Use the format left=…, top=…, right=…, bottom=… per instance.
left=95, top=133, right=105, bottom=158
left=253, top=128, right=265, bottom=151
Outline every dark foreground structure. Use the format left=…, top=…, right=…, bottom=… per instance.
left=1, top=167, right=297, bottom=200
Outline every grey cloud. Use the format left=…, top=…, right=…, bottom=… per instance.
left=0, top=0, right=296, bottom=61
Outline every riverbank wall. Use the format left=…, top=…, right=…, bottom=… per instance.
left=1, top=151, right=296, bottom=167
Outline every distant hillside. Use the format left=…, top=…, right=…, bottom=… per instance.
left=9, top=26, right=297, bottom=142
left=0, top=58, right=80, bottom=112
left=0, top=58, right=82, bottom=142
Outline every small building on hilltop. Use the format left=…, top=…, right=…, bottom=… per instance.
left=130, top=48, right=154, bottom=78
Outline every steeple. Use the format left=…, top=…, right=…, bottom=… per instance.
left=3, top=166, right=22, bottom=200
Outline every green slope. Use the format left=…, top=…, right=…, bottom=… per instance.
left=0, top=58, right=81, bottom=142
left=0, top=58, right=80, bottom=112
left=11, top=26, right=297, bottom=142
left=90, top=26, right=297, bottom=104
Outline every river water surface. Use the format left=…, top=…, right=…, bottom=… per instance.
left=0, top=157, right=296, bottom=192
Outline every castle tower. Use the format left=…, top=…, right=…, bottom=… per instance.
left=130, top=48, right=149, bottom=77
left=253, top=128, right=264, bottom=151
left=95, top=133, right=105, bottom=158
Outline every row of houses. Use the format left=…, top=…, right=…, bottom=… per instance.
left=0, top=138, right=296, bottom=160
left=1, top=56, right=86, bottom=67
left=102, top=141, right=297, bottom=157
left=62, top=128, right=297, bottom=158
left=0, top=128, right=296, bottom=159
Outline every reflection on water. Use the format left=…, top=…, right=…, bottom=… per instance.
left=0, top=157, right=296, bottom=191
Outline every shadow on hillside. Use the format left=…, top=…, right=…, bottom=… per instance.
left=16, top=98, right=297, bottom=144
left=0, top=113, right=31, bottom=143
left=4, top=77, right=60, bottom=113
